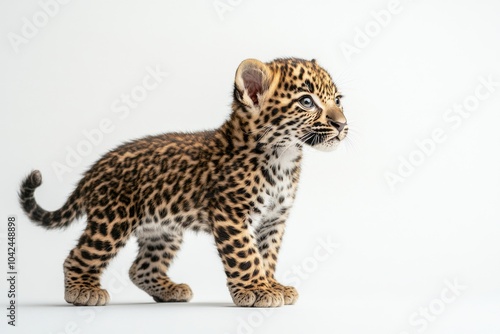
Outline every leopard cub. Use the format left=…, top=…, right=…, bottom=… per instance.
left=19, top=58, right=348, bottom=307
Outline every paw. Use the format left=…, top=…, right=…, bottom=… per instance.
left=153, top=283, right=193, bottom=303
left=271, top=282, right=298, bottom=305
left=232, top=287, right=284, bottom=307
left=65, top=286, right=110, bottom=306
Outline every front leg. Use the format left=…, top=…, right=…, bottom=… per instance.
left=212, top=211, right=284, bottom=307
left=256, top=220, right=299, bottom=305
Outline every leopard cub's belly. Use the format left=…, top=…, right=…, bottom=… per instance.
left=134, top=207, right=212, bottom=239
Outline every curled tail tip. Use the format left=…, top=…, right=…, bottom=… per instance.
left=19, top=170, right=42, bottom=213
left=19, top=169, right=81, bottom=229
left=19, top=170, right=42, bottom=198
left=26, top=170, right=42, bottom=188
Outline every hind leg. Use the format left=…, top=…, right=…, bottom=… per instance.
left=64, top=215, right=132, bottom=306
left=129, top=229, right=192, bottom=302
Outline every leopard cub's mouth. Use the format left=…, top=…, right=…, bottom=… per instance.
left=300, top=128, right=348, bottom=152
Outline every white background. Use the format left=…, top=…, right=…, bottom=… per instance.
left=1, top=0, right=499, bottom=333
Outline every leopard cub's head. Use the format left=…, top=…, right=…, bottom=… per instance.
left=233, top=57, right=348, bottom=151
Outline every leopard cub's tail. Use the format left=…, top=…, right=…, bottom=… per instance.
left=19, top=170, right=84, bottom=229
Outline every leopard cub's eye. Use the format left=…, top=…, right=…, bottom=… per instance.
left=335, top=96, right=342, bottom=106
left=299, top=95, right=315, bottom=109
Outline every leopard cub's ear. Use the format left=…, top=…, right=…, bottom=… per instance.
left=234, top=59, right=273, bottom=109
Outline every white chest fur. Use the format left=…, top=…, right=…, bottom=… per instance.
left=248, top=145, right=301, bottom=235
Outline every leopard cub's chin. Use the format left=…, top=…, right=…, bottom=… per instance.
left=313, top=138, right=342, bottom=152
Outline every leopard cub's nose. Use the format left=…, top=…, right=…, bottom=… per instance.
left=329, top=120, right=347, bottom=132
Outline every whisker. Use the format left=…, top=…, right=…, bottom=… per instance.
left=343, top=132, right=361, bottom=155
